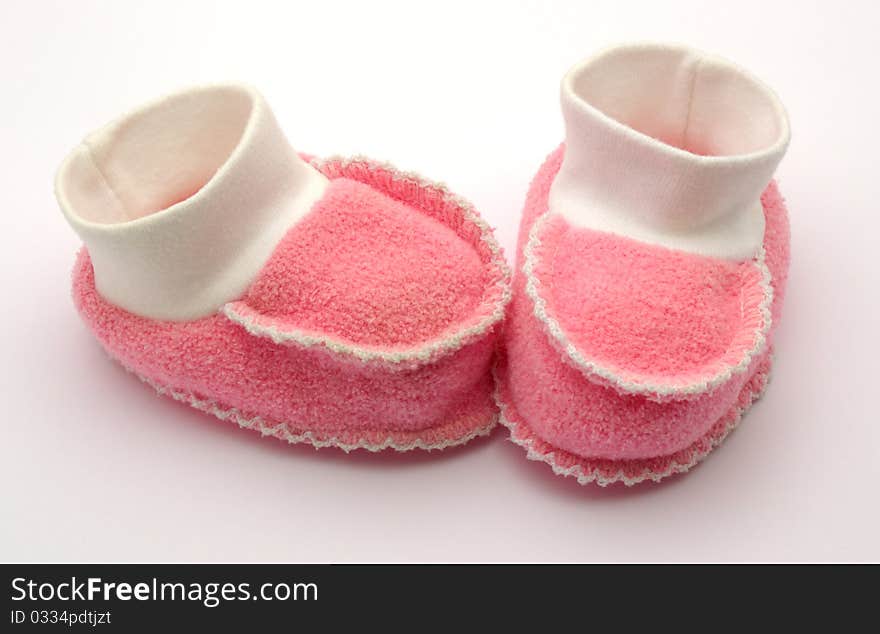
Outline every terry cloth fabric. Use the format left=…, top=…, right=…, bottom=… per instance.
left=496, top=43, right=791, bottom=484
left=57, top=85, right=511, bottom=451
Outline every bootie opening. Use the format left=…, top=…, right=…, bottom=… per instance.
left=564, top=43, right=787, bottom=157
left=57, top=85, right=255, bottom=225
left=54, top=84, right=329, bottom=320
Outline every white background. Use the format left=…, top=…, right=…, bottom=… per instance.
left=2, top=0, right=878, bottom=562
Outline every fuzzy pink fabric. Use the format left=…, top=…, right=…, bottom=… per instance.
left=496, top=347, right=773, bottom=485
left=497, top=146, right=790, bottom=480
left=72, top=157, right=510, bottom=450
left=532, top=216, right=768, bottom=392
left=233, top=177, right=486, bottom=347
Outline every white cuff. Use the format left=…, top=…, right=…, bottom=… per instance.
left=55, top=84, right=328, bottom=320
left=548, top=42, right=790, bottom=259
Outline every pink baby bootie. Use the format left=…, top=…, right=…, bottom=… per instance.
left=57, top=84, right=510, bottom=451
left=496, top=43, right=791, bottom=485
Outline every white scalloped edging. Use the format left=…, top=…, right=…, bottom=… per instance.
left=222, top=155, right=512, bottom=366
left=493, top=361, right=771, bottom=487
left=133, top=370, right=498, bottom=453
left=522, top=209, right=774, bottom=399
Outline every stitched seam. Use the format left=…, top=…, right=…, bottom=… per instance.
left=82, top=140, right=129, bottom=219
left=680, top=56, right=703, bottom=151
left=132, top=368, right=498, bottom=453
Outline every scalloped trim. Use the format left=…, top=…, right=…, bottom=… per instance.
left=522, top=209, right=774, bottom=400
left=222, top=155, right=511, bottom=367
left=131, top=369, right=498, bottom=453
left=493, top=353, right=772, bottom=486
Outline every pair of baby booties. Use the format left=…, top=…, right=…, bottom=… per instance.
left=56, top=43, right=791, bottom=486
